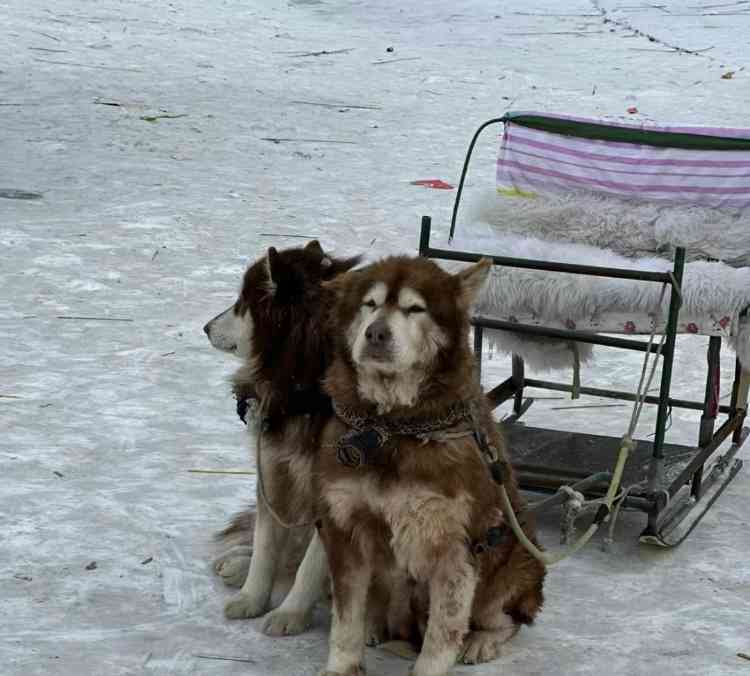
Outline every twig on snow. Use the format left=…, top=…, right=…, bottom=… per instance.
left=188, top=469, right=256, bottom=475
left=259, top=232, right=318, bottom=239
left=291, top=100, right=381, bottom=110
left=505, top=31, right=605, bottom=36
left=371, top=56, right=421, bottom=65
left=34, top=58, right=142, bottom=72
left=513, top=11, right=600, bottom=16
left=261, top=137, right=356, bottom=144
left=56, top=316, right=134, bottom=322
left=287, top=48, right=354, bottom=57
left=140, top=113, right=187, bottom=122
left=28, top=47, right=70, bottom=53
left=629, top=45, right=714, bottom=53
left=0, top=189, right=43, bottom=199
left=32, top=31, right=61, bottom=41
left=194, top=654, right=257, bottom=664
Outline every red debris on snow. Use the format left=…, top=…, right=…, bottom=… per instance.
left=411, top=179, right=454, bottom=190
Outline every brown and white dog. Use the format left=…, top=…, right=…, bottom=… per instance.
left=316, top=256, right=546, bottom=676
left=204, top=240, right=359, bottom=636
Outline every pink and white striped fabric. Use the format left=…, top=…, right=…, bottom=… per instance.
left=496, top=114, right=750, bottom=209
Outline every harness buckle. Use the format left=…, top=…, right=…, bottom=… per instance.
left=336, top=427, right=390, bottom=468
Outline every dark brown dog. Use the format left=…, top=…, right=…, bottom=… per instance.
left=205, top=241, right=359, bottom=636
left=316, top=256, right=545, bottom=676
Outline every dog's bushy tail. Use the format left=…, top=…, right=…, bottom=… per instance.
left=215, top=508, right=255, bottom=547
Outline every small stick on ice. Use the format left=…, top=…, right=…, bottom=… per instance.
left=34, top=58, right=142, bottom=72
left=261, top=137, right=356, bottom=144
left=258, top=232, right=318, bottom=239
left=287, top=48, right=354, bottom=57
left=372, top=56, right=421, bottom=65
left=187, top=469, right=256, bottom=475
left=57, top=316, right=134, bottom=322
left=194, top=654, right=257, bottom=664
left=291, top=100, right=381, bottom=109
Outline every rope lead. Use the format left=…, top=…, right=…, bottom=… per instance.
left=493, top=283, right=669, bottom=566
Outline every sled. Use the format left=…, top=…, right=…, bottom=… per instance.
left=419, top=112, right=749, bottom=547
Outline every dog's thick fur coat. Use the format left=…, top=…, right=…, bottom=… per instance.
left=205, top=241, right=359, bottom=636
left=316, top=257, right=545, bottom=676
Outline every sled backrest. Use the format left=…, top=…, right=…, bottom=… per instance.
left=450, top=112, right=750, bottom=239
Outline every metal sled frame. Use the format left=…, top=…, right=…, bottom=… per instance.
left=419, top=114, right=748, bottom=546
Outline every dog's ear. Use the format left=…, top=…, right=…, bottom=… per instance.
left=455, top=258, right=492, bottom=308
left=305, top=240, right=325, bottom=257
left=266, top=247, right=281, bottom=292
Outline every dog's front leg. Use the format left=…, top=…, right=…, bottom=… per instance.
left=224, top=498, right=289, bottom=619
left=320, top=524, right=371, bottom=676
left=262, top=529, right=328, bottom=636
left=411, top=544, right=477, bottom=676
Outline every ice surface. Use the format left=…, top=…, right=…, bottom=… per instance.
left=1, top=0, right=749, bottom=674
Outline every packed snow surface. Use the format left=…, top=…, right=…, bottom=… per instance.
left=1, top=0, right=749, bottom=674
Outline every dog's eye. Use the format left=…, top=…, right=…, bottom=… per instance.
left=405, top=305, right=426, bottom=315
left=363, top=299, right=377, bottom=309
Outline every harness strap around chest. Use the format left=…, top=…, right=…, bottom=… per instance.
left=332, top=400, right=516, bottom=555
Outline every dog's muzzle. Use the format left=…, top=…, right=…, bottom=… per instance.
left=363, top=317, right=393, bottom=361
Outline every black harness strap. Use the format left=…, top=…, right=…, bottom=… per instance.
left=236, top=386, right=333, bottom=425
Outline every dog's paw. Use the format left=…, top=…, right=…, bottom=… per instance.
left=458, top=628, right=514, bottom=665
left=365, top=616, right=389, bottom=646
left=213, top=546, right=252, bottom=587
left=224, top=592, right=267, bottom=619
left=261, top=608, right=312, bottom=636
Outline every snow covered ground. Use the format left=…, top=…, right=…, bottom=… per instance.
left=1, top=0, right=749, bottom=674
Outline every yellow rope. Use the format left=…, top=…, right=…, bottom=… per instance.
left=499, top=436, right=634, bottom=566
left=498, top=282, right=670, bottom=565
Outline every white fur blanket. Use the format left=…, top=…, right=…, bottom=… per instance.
left=450, top=228, right=750, bottom=371
left=464, top=190, right=750, bottom=267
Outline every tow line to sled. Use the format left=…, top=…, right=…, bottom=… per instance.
left=487, top=284, right=669, bottom=566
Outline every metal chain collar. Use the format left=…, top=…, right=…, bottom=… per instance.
left=332, top=400, right=476, bottom=468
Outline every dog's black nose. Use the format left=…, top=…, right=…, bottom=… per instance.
left=365, top=318, right=391, bottom=346
left=203, top=321, right=211, bottom=336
